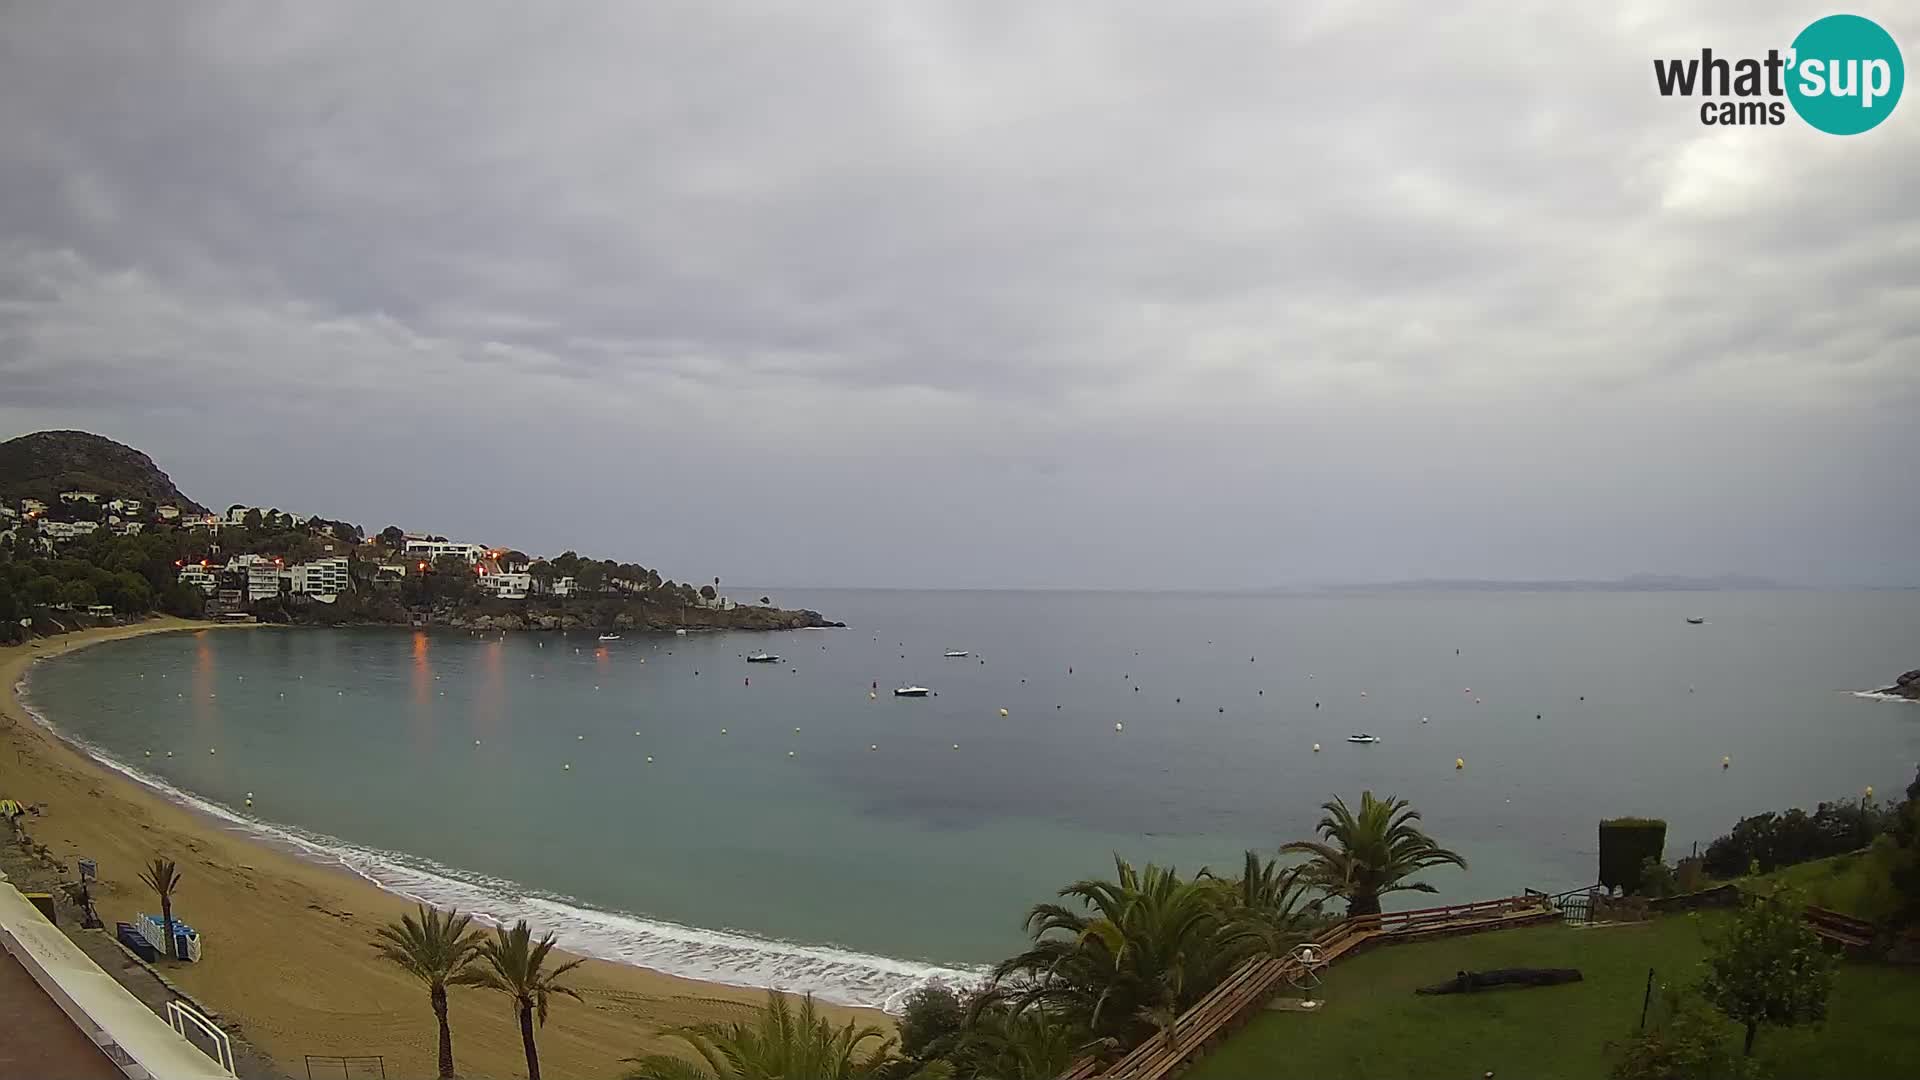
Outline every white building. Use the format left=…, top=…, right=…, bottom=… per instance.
left=59, top=490, right=100, bottom=504
left=41, top=519, right=100, bottom=541
left=113, top=521, right=146, bottom=536
left=178, top=564, right=219, bottom=595
left=157, top=505, right=181, bottom=521
left=403, top=539, right=489, bottom=564
left=479, top=570, right=532, bottom=600
left=21, top=499, right=47, bottom=514
left=107, top=498, right=144, bottom=515
left=288, top=556, right=351, bottom=601
left=0, top=505, right=17, bottom=522
left=246, top=561, right=285, bottom=602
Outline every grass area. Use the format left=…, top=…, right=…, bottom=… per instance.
left=1189, top=915, right=1920, bottom=1080
left=1751, top=847, right=1906, bottom=922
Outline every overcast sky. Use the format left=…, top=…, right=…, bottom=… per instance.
left=2, top=2, right=1915, bottom=588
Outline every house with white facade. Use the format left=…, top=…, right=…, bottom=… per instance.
left=156, top=505, right=181, bottom=521
left=59, top=490, right=101, bottom=504
left=113, top=521, right=146, bottom=536
left=0, top=505, right=16, bottom=522
left=178, top=564, right=220, bottom=595
left=41, top=519, right=100, bottom=542
left=21, top=498, right=47, bottom=515
left=106, top=498, right=144, bottom=515
left=288, top=556, right=351, bottom=601
left=478, top=570, right=532, bottom=600
left=403, top=539, right=489, bottom=564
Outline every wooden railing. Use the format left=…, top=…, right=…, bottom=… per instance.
left=1804, top=906, right=1874, bottom=949
left=1058, top=893, right=1557, bottom=1080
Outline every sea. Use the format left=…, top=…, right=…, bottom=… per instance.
left=18, top=588, right=1920, bottom=1009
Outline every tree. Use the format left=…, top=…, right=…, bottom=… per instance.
left=1280, top=791, right=1467, bottom=917
left=700, top=584, right=718, bottom=601
left=621, top=989, right=947, bottom=1080
left=61, top=578, right=98, bottom=607
left=138, top=858, right=183, bottom=960
left=898, top=985, right=966, bottom=1060
left=990, top=857, right=1246, bottom=1045
left=242, top=509, right=264, bottom=531
left=372, top=905, right=487, bottom=1080
left=953, top=995, right=1084, bottom=1080
left=1207, top=850, right=1326, bottom=956
left=471, top=920, right=585, bottom=1080
left=379, top=525, right=405, bottom=548
left=1698, top=890, right=1837, bottom=1056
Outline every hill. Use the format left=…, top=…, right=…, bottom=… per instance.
left=0, top=430, right=208, bottom=514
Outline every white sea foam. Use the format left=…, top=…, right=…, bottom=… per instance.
left=17, top=667, right=983, bottom=1011
left=1850, top=689, right=1920, bottom=705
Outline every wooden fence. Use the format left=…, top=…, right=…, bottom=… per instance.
left=1060, top=893, right=1557, bottom=1080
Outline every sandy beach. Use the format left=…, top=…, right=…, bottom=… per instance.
left=1, top=619, right=887, bottom=1080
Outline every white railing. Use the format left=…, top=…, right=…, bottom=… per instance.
left=166, top=999, right=236, bottom=1076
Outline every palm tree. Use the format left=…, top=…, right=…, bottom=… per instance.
left=470, top=920, right=585, bottom=1080
left=137, top=858, right=183, bottom=960
left=1206, top=851, right=1328, bottom=956
left=1280, top=792, right=1467, bottom=917
left=372, top=905, right=485, bottom=1079
left=953, top=994, right=1085, bottom=1080
left=621, top=989, right=949, bottom=1079
left=990, top=857, right=1243, bottom=1045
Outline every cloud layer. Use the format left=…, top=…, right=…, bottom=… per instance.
left=2, top=1, right=1916, bottom=586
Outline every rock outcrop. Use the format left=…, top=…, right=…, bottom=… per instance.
left=1877, top=669, right=1920, bottom=700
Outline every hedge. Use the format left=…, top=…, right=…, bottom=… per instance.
left=1599, top=817, right=1668, bottom=893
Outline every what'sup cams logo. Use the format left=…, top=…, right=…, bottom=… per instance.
left=1654, top=13, right=1903, bottom=133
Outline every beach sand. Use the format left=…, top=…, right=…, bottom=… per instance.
left=1, top=619, right=888, bottom=1080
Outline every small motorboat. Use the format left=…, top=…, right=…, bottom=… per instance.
left=894, top=686, right=932, bottom=697
left=1347, top=733, right=1380, bottom=744
left=746, top=652, right=781, bottom=663
left=597, top=633, right=622, bottom=641
left=944, top=650, right=971, bottom=658
left=1685, top=617, right=1706, bottom=625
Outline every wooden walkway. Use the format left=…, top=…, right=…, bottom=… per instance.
left=1059, top=894, right=1557, bottom=1080
left=1804, top=906, right=1874, bottom=951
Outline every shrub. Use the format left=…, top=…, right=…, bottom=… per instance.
left=1702, top=797, right=1891, bottom=878
left=1637, top=856, right=1679, bottom=898
left=897, top=983, right=965, bottom=1060
left=1600, top=818, right=1668, bottom=893
left=1608, top=990, right=1734, bottom=1080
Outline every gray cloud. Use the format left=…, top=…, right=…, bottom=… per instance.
left=1, top=0, right=1916, bottom=587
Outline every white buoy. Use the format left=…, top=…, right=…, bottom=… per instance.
left=475, top=739, right=481, bottom=745
left=646, top=756, right=654, bottom=763
left=246, top=791, right=253, bottom=798
left=577, top=734, right=585, bottom=740
left=720, top=728, right=728, bottom=735
left=634, top=731, right=641, bottom=736
left=1360, top=690, right=1367, bottom=697
left=869, top=744, right=878, bottom=751
left=788, top=751, right=795, bottom=757
left=869, top=691, right=876, bottom=700
left=1722, top=756, right=1730, bottom=769
left=1312, top=743, right=1321, bottom=752
left=166, top=751, right=174, bottom=757
left=794, top=727, right=802, bottom=733
left=563, top=763, right=571, bottom=770
left=953, top=743, right=960, bottom=750
left=999, top=708, right=1009, bottom=717
left=1115, top=722, right=1124, bottom=731
left=209, top=747, right=217, bottom=755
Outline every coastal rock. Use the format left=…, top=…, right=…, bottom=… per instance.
left=1878, top=669, right=1920, bottom=701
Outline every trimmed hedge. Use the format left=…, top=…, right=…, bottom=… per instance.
left=1599, top=817, right=1668, bottom=893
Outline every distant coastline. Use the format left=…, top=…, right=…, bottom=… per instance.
left=1316, top=573, right=1785, bottom=593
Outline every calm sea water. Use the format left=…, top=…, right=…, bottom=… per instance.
left=20, top=589, right=1920, bottom=1007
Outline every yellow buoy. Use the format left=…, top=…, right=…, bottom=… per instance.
left=1455, top=757, right=1465, bottom=769
left=144, top=751, right=151, bottom=757
left=999, top=708, right=1009, bottom=717
left=1722, top=756, right=1730, bottom=769
left=244, top=798, right=252, bottom=807
left=1865, top=785, right=1874, bottom=798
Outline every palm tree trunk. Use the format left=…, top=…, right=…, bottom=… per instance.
left=161, top=897, right=176, bottom=960
left=431, top=984, right=455, bottom=1079
left=1743, top=1020, right=1757, bottom=1057
left=519, top=1000, right=540, bottom=1080
left=1347, top=891, right=1382, bottom=918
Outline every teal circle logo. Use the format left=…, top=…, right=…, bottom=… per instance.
left=1787, top=14, right=1903, bottom=135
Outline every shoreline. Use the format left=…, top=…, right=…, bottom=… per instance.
left=2, top=619, right=888, bottom=1080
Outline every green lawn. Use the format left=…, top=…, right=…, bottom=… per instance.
left=1189, top=916, right=1920, bottom=1080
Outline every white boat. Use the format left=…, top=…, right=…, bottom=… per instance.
left=597, top=633, right=621, bottom=641
left=894, top=686, right=932, bottom=697
left=1346, top=733, right=1379, bottom=744
left=675, top=628, right=688, bottom=636
left=944, top=650, right=971, bottom=658
left=746, top=652, right=781, bottom=663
